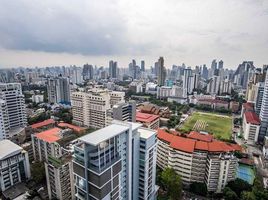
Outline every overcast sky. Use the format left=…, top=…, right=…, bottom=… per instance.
left=0, top=0, right=268, bottom=69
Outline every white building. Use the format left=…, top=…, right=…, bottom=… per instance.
left=0, top=140, right=31, bottom=191
left=72, top=121, right=158, bottom=200
left=182, top=68, right=192, bottom=97
left=243, top=111, right=261, bottom=143
left=259, top=72, right=268, bottom=142
left=145, top=82, right=158, bottom=94
left=207, top=76, right=221, bottom=95
left=0, top=83, right=27, bottom=140
left=32, top=94, right=44, bottom=103
left=71, top=89, right=125, bottom=128
left=47, top=77, right=71, bottom=104
left=219, top=78, right=232, bottom=95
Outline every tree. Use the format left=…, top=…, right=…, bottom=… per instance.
left=31, top=162, right=46, bottom=184
left=241, top=191, right=255, bottom=200
left=189, top=182, right=208, bottom=196
left=227, top=178, right=251, bottom=197
left=161, top=168, right=182, bottom=200
left=223, top=187, right=239, bottom=200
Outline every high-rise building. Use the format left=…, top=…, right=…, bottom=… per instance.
left=0, top=83, right=27, bottom=140
left=202, top=64, right=208, bottom=80
left=83, top=64, right=94, bottom=80
left=0, top=140, right=31, bottom=191
left=47, top=77, right=70, bottom=104
left=255, top=82, right=265, bottom=115
left=72, top=121, right=158, bottom=200
left=218, top=60, right=224, bottom=69
left=259, top=72, right=268, bottom=142
left=219, top=78, right=232, bottom=95
left=207, top=76, right=221, bottom=95
left=71, top=66, right=83, bottom=84
left=141, top=60, right=145, bottom=72
left=71, top=89, right=125, bottom=128
left=109, top=60, right=118, bottom=78
left=112, top=101, right=136, bottom=122
left=157, top=57, right=166, bottom=86
left=182, top=68, right=192, bottom=97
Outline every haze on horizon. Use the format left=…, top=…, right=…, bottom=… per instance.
left=0, top=0, right=268, bottom=69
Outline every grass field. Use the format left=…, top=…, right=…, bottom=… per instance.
left=179, top=112, right=232, bottom=140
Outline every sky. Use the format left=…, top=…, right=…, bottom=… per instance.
left=0, top=0, right=268, bottom=69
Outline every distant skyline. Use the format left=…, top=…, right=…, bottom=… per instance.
left=0, top=0, right=268, bottom=69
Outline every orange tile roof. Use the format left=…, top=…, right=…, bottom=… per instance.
left=157, top=129, right=174, bottom=143
left=35, top=127, right=62, bottom=143
left=195, top=141, right=209, bottom=151
left=244, top=111, right=260, bottom=125
left=157, top=129, right=240, bottom=153
left=57, top=122, right=85, bottom=132
left=31, top=119, right=55, bottom=129
left=136, top=112, right=159, bottom=123
left=187, top=131, right=213, bottom=142
left=170, top=136, right=195, bottom=153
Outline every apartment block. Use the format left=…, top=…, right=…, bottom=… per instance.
left=243, top=111, right=261, bottom=143
left=72, top=121, right=158, bottom=200
left=0, top=83, right=27, bottom=140
left=0, top=140, right=31, bottom=191
left=71, top=89, right=125, bottom=128
left=157, top=129, right=240, bottom=193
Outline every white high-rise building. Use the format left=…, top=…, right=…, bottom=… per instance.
left=71, top=89, right=125, bottom=128
left=182, top=68, right=192, bottom=97
left=47, top=77, right=70, bottom=104
left=72, top=121, right=158, bottom=200
left=259, top=73, right=268, bottom=142
left=0, top=140, right=31, bottom=191
left=207, top=76, right=221, bottom=95
left=0, top=83, right=27, bottom=140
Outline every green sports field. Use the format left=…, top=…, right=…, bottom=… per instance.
left=179, top=112, right=232, bottom=140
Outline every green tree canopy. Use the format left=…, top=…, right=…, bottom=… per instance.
left=161, top=168, right=182, bottom=200
left=189, top=182, right=208, bottom=196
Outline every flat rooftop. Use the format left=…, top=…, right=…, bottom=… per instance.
left=79, top=122, right=142, bottom=146
left=0, top=140, right=22, bottom=160
left=138, top=128, right=156, bottom=139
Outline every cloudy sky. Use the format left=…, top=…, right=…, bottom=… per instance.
left=0, top=0, right=268, bottom=69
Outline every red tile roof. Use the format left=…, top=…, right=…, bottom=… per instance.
left=243, top=102, right=254, bottom=111
left=136, top=112, right=159, bottom=123
left=31, top=119, right=55, bottom=129
left=35, top=127, right=62, bottom=143
left=157, top=129, right=240, bottom=153
left=244, top=111, right=260, bottom=125
left=199, top=99, right=228, bottom=104
left=187, top=131, right=213, bottom=142
left=157, top=129, right=174, bottom=143
left=170, top=136, right=195, bottom=153
left=57, top=122, right=86, bottom=132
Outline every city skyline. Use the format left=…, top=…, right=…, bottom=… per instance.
left=0, top=0, right=268, bottom=68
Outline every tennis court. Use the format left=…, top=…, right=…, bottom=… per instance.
left=237, top=164, right=255, bottom=185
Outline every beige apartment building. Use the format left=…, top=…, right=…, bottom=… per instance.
left=71, top=89, right=125, bottom=128
left=157, top=129, right=240, bottom=193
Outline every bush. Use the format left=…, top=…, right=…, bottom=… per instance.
left=189, top=182, right=208, bottom=196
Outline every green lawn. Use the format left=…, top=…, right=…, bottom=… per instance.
left=179, top=112, right=232, bottom=140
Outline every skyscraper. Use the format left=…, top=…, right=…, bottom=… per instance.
left=141, top=60, right=145, bottom=72
left=109, top=60, right=118, bottom=78
left=182, top=68, right=192, bottom=97
left=47, top=77, right=70, bottom=104
left=218, top=60, right=224, bottom=69
left=258, top=72, right=268, bottom=142
left=157, top=57, right=166, bottom=86
left=83, top=64, right=94, bottom=80
left=0, top=83, right=27, bottom=140
left=72, top=121, right=158, bottom=200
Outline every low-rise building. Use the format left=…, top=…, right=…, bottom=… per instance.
left=243, top=111, right=261, bottom=143
left=136, top=112, right=160, bottom=130
left=0, top=140, right=31, bottom=191
left=157, top=129, right=240, bottom=193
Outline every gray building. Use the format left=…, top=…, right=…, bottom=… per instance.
left=259, top=72, right=268, bottom=142
left=112, top=101, right=136, bottom=122
left=47, top=77, right=70, bottom=104
left=72, top=121, right=158, bottom=200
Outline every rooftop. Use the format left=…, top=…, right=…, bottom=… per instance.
left=244, top=111, right=261, bottom=125
left=31, top=119, right=55, bottom=129
left=157, top=129, right=240, bottom=153
left=57, top=122, right=86, bottom=132
left=138, top=128, right=156, bottom=139
left=35, top=127, right=62, bottom=143
left=136, top=111, right=159, bottom=123
left=187, top=131, right=213, bottom=142
left=79, top=122, right=142, bottom=146
left=243, top=102, right=254, bottom=111
left=0, top=140, right=23, bottom=160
